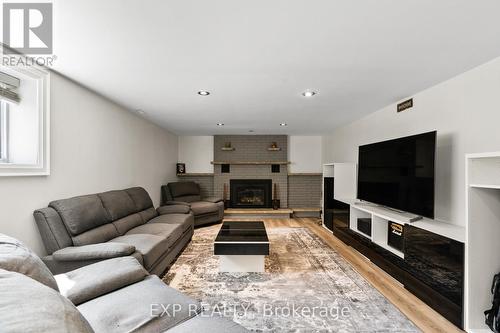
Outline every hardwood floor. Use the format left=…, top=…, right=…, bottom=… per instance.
left=224, top=217, right=464, bottom=333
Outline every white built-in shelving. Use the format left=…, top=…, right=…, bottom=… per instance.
left=465, top=152, right=500, bottom=333
left=321, top=163, right=357, bottom=226
left=469, top=184, right=500, bottom=189
left=322, top=162, right=465, bottom=258
left=325, top=157, right=470, bottom=329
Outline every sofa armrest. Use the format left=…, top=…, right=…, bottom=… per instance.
left=52, top=243, right=135, bottom=262
left=202, top=197, right=223, bottom=203
left=55, top=256, right=148, bottom=305
left=166, top=200, right=191, bottom=207
left=157, top=205, right=191, bottom=215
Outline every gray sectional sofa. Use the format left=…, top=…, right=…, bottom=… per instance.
left=161, top=182, right=224, bottom=227
left=0, top=233, right=248, bottom=332
left=34, top=187, right=194, bottom=275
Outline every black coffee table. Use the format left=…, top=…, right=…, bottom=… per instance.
left=214, top=221, right=269, bottom=272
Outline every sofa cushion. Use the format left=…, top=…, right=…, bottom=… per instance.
left=0, top=233, right=58, bottom=291
left=176, top=195, right=202, bottom=203
left=168, top=182, right=200, bottom=198
left=126, top=223, right=184, bottom=249
left=72, top=223, right=120, bottom=246
left=138, top=207, right=158, bottom=223
left=34, top=207, right=73, bottom=254
left=126, top=187, right=154, bottom=211
left=112, top=213, right=144, bottom=235
left=52, top=243, right=136, bottom=262
left=149, top=213, right=194, bottom=233
left=108, top=234, right=169, bottom=270
left=42, top=251, right=144, bottom=276
left=0, top=269, right=94, bottom=333
left=50, top=195, right=110, bottom=235
left=166, top=315, right=249, bottom=333
left=157, top=204, right=191, bottom=215
left=203, top=197, right=224, bottom=203
left=78, top=275, right=200, bottom=333
left=98, top=190, right=137, bottom=221
left=55, top=257, right=148, bottom=305
left=190, top=201, right=219, bottom=216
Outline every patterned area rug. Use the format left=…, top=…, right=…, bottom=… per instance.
left=163, top=225, right=420, bottom=332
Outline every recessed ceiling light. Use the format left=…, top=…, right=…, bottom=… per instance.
left=217, top=123, right=224, bottom=126
left=136, top=109, right=146, bottom=115
left=198, top=91, right=210, bottom=96
left=280, top=123, right=287, bottom=126
left=302, top=90, right=316, bottom=97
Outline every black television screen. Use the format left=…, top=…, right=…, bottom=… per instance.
left=357, top=131, right=436, bottom=218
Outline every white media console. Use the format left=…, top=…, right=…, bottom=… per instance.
left=322, top=162, right=467, bottom=329
left=322, top=163, right=465, bottom=243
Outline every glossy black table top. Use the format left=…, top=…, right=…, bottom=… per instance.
left=215, top=221, right=269, bottom=243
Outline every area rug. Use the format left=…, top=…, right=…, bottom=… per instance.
left=163, top=225, right=420, bottom=332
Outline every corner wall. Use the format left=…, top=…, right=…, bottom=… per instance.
left=323, top=56, right=500, bottom=227
left=0, top=72, right=178, bottom=255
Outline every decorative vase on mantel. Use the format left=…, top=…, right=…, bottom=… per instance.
left=267, top=142, right=281, bottom=151
left=221, top=142, right=235, bottom=151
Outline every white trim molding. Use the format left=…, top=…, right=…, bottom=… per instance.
left=0, top=64, right=50, bottom=176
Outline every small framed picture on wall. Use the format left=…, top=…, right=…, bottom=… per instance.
left=176, top=163, right=186, bottom=174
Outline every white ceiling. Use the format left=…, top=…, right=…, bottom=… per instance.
left=53, top=0, right=500, bottom=135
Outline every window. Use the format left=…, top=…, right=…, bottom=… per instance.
left=0, top=101, right=8, bottom=163
left=0, top=65, right=50, bottom=176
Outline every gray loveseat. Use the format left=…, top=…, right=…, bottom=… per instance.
left=34, top=187, right=193, bottom=275
left=0, top=233, right=248, bottom=332
left=161, top=182, right=224, bottom=227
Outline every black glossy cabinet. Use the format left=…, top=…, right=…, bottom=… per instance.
left=323, top=177, right=335, bottom=231
left=404, top=225, right=464, bottom=327
left=387, top=221, right=404, bottom=251
left=324, top=177, right=351, bottom=232
left=331, top=221, right=464, bottom=328
left=332, top=203, right=350, bottom=231
left=357, top=218, right=372, bottom=237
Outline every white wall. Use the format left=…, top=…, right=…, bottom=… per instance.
left=177, top=135, right=323, bottom=174
left=0, top=72, right=178, bottom=255
left=323, top=56, right=500, bottom=227
left=178, top=136, right=213, bottom=173
left=289, top=136, right=322, bottom=173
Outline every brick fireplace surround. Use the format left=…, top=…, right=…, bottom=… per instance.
left=177, top=135, right=321, bottom=209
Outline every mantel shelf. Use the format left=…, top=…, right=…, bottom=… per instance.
left=211, top=161, right=291, bottom=165
left=469, top=183, right=500, bottom=189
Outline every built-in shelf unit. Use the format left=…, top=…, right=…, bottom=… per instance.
left=323, top=160, right=466, bottom=328
left=321, top=163, right=357, bottom=227
left=465, top=152, right=500, bottom=333
left=349, top=205, right=406, bottom=258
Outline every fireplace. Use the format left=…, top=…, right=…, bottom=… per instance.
left=230, top=179, right=272, bottom=208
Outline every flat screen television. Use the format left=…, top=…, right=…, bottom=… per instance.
left=357, top=131, right=436, bottom=218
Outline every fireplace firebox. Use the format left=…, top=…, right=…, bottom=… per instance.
left=230, top=179, right=272, bottom=208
